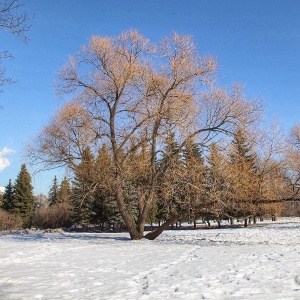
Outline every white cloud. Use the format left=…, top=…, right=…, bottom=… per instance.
left=0, top=147, right=16, bottom=172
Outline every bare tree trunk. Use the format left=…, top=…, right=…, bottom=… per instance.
left=244, top=218, right=248, bottom=227
left=116, top=182, right=144, bottom=240
left=144, top=217, right=178, bottom=240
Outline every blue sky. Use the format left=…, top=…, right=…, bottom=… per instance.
left=1, top=0, right=300, bottom=194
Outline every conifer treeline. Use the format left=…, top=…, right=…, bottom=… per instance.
left=0, top=129, right=295, bottom=230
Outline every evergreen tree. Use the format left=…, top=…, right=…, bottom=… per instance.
left=2, top=179, right=14, bottom=211
left=48, top=176, right=59, bottom=205
left=206, top=143, right=227, bottom=182
left=156, top=132, right=185, bottom=221
left=230, top=128, right=257, bottom=171
left=182, top=139, right=206, bottom=222
left=70, top=147, right=96, bottom=226
left=229, top=129, right=260, bottom=223
left=57, top=177, right=71, bottom=203
left=205, top=143, right=230, bottom=222
left=160, top=132, right=182, bottom=171
left=183, top=140, right=202, bottom=164
left=10, top=164, right=34, bottom=227
left=93, top=144, right=123, bottom=229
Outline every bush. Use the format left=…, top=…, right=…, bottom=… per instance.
left=282, top=201, right=300, bottom=217
left=34, top=202, right=71, bottom=229
left=0, top=209, right=23, bottom=230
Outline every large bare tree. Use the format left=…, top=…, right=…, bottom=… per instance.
left=28, top=30, right=261, bottom=240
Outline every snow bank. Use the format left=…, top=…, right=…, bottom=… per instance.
left=0, top=219, right=300, bottom=299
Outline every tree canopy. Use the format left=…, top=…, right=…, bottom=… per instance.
left=28, top=30, right=264, bottom=239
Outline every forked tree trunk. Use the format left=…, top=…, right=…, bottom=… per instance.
left=116, top=183, right=144, bottom=240
left=116, top=175, right=178, bottom=240
left=144, top=217, right=178, bottom=240
left=127, top=223, right=144, bottom=240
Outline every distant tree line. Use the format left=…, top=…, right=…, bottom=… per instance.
left=1, top=124, right=300, bottom=232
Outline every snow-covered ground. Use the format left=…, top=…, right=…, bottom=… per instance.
left=0, top=219, right=300, bottom=299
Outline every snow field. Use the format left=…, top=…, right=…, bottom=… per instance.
left=0, top=220, right=300, bottom=299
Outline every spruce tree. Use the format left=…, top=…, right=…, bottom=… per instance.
left=2, top=179, right=14, bottom=211
left=48, top=176, right=59, bottom=205
left=229, top=129, right=260, bottom=223
left=156, top=132, right=185, bottom=221
left=160, top=132, right=182, bottom=170
left=10, top=164, right=34, bottom=228
left=70, top=147, right=96, bottom=227
left=57, top=177, right=71, bottom=203
left=93, top=145, right=122, bottom=229
left=182, top=139, right=205, bottom=222
left=205, top=143, right=229, bottom=222
left=230, top=128, right=257, bottom=171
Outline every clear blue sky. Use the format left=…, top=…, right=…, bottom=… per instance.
left=1, top=0, right=300, bottom=194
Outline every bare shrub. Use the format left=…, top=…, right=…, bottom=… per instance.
left=282, top=201, right=300, bottom=217
left=34, top=202, right=71, bottom=229
left=0, top=209, right=23, bottom=230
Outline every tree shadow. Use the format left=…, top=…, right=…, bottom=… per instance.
left=1, top=232, right=131, bottom=242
